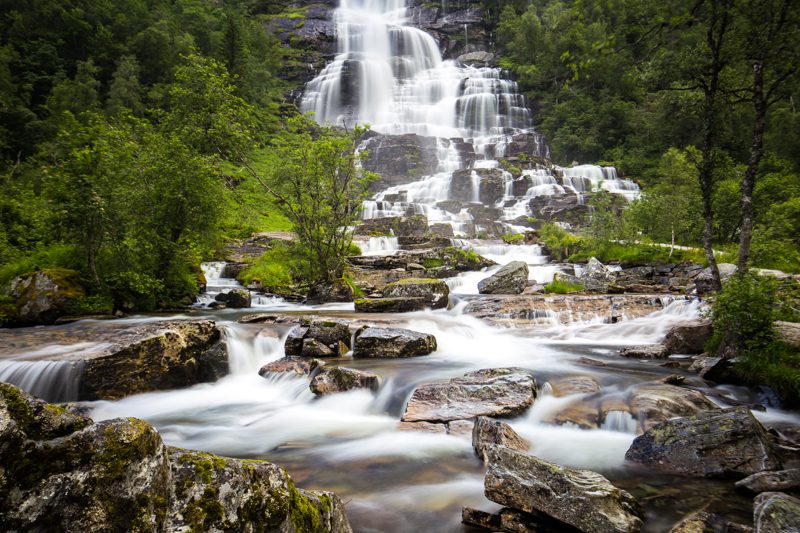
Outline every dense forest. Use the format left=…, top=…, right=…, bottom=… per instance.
left=1, top=0, right=798, bottom=313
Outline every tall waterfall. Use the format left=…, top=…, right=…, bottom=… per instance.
left=301, top=0, right=531, bottom=140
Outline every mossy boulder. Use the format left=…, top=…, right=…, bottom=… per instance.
left=309, top=366, right=380, bottom=395
left=383, top=277, right=449, bottom=309
left=6, top=268, right=86, bottom=325
left=0, top=384, right=353, bottom=532
left=753, top=491, right=800, bottom=533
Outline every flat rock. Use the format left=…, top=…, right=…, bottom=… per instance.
left=619, top=345, right=668, bottom=359
left=352, top=327, right=437, bottom=358
left=485, top=446, right=643, bottom=533
left=478, top=261, right=529, bottom=295
left=549, top=376, right=601, bottom=397
left=735, top=469, right=800, bottom=494
left=309, top=367, right=380, bottom=395
left=625, top=406, right=782, bottom=477
left=753, top=492, right=800, bottom=533
left=472, top=416, right=529, bottom=462
left=401, top=368, right=536, bottom=423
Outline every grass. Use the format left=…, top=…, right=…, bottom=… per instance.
left=237, top=242, right=300, bottom=293
left=501, top=233, right=525, bottom=244
left=544, top=280, right=584, bottom=294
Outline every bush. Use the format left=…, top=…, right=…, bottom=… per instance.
left=539, top=223, right=582, bottom=261
left=544, top=280, right=584, bottom=294
left=237, top=243, right=303, bottom=294
left=103, top=271, right=165, bottom=311
left=67, top=294, right=114, bottom=316
left=501, top=233, right=524, bottom=244
left=0, top=245, right=83, bottom=287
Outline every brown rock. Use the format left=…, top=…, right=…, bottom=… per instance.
left=472, top=416, right=529, bottom=462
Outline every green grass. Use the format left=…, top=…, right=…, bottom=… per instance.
left=0, top=244, right=83, bottom=287
left=237, top=243, right=300, bottom=293
left=544, top=280, right=584, bottom=294
left=501, top=233, right=525, bottom=244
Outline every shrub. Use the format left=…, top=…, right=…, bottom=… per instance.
left=237, top=243, right=302, bottom=294
left=544, top=280, right=584, bottom=294
left=501, top=233, right=524, bottom=244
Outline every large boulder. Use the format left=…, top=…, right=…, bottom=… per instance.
left=284, top=318, right=352, bottom=357
left=309, top=366, right=380, bottom=395
left=478, top=261, right=529, bottom=295
left=401, top=368, right=536, bottom=423
left=383, top=278, right=450, bottom=309
left=753, top=492, right=800, bottom=533
left=628, top=383, right=718, bottom=432
left=215, top=288, right=251, bottom=308
left=7, top=268, right=85, bottom=325
left=484, top=446, right=643, bottom=533
left=79, top=320, right=227, bottom=400
left=472, top=416, right=529, bottom=462
left=359, top=133, right=440, bottom=190
left=352, top=327, right=437, bottom=358
left=0, top=383, right=353, bottom=532
left=663, top=319, right=713, bottom=354
left=625, top=406, right=782, bottom=477
left=694, top=263, right=737, bottom=296
left=580, top=257, right=616, bottom=292
left=735, top=469, right=800, bottom=494
left=450, top=168, right=505, bottom=204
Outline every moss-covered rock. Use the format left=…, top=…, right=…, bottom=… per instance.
left=310, top=366, right=380, bottom=395
left=753, top=491, right=800, bottom=533
left=6, top=268, right=86, bottom=325
left=354, top=296, right=430, bottom=313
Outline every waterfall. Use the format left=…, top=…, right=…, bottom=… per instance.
left=0, top=360, right=84, bottom=402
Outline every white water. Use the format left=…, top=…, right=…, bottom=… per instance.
left=0, top=360, right=84, bottom=402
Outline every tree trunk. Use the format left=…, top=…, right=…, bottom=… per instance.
left=737, top=58, right=766, bottom=275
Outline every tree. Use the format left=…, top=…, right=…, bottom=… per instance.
left=106, top=55, right=144, bottom=116
left=244, top=116, right=376, bottom=287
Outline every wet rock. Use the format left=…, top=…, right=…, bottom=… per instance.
left=462, top=506, right=569, bottom=532
left=307, top=279, right=354, bottom=304
left=259, top=356, right=324, bottom=377
left=549, top=376, right=601, bottom=397
left=457, top=50, right=495, bottom=67
left=310, top=367, right=380, bottom=395
left=668, top=508, right=734, bottom=532
left=302, top=338, right=335, bottom=357
left=6, top=268, right=85, bottom=325
left=735, top=469, right=800, bottom=494
left=554, top=271, right=583, bottom=286
left=447, top=419, right=475, bottom=437
left=625, top=406, right=782, bottom=477
left=402, top=368, right=536, bottom=423
left=472, top=416, right=529, bottom=462
left=429, top=223, right=454, bottom=238
left=688, top=355, right=733, bottom=381
left=478, top=261, right=529, bottom=295
left=619, top=345, right=668, bottom=359
left=284, top=326, right=309, bottom=356
left=360, top=133, right=440, bottom=190
left=485, top=446, right=644, bottom=533
left=436, top=200, right=462, bottom=213
left=383, top=277, right=449, bottom=309
left=354, top=297, right=430, bottom=313
left=79, top=320, right=226, bottom=400
left=580, top=257, right=617, bottom=292
left=774, top=321, right=800, bottom=349
left=752, top=492, right=800, bottom=533
left=450, top=168, right=505, bottom=204
left=628, top=383, right=718, bottom=432
left=222, top=288, right=251, bottom=308
left=284, top=318, right=352, bottom=357
left=352, top=327, right=437, bottom=358
left=664, top=319, right=713, bottom=354
left=396, top=421, right=448, bottom=434
left=660, top=374, right=685, bottom=385
left=546, top=401, right=601, bottom=429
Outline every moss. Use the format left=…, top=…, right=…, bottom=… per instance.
left=501, top=233, right=525, bottom=244
left=289, top=481, right=322, bottom=533
left=421, top=258, right=444, bottom=269
left=388, top=277, right=440, bottom=286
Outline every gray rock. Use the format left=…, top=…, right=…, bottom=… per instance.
left=580, top=257, right=616, bottom=292
left=554, top=271, right=583, bottom=286
left=457, top=50, right=496, bottom=67
left=663, top=319, right=713, bottom=354
left=774, top=321, right=800, bottom=349
left=354, top=297, right=430, bottom=313
left=472, top=416, right=529, bottom=462
left=284, top=326, right=309, bottom=356
left=7, top=268, right=86, bottom=325
left=736, top=469, right=800, bottom=494
left=352, top=327, right=437, bottom=358
left=478, top=261, right=529, bottom=295
left=259, top=356, right=324, bottom=377
left=383, top=277, right=450, bottom=308
left=360, top=133, right=440, bottom=190
left=625, top=406, right=782, bottom=477
left=619, top=345, right=669, bottom=359
left=310, top=367, right=380, bottom=395
left=753, top=492, right=800, bottom=533
left=695, top=263, right=737, bottom=295
left=402, top=368, right=536, bottom=423
left=450, top=168, right=505, bottom=204
left=688, top=355, right=732, bottom=381
left=302, top=337, right=335, bottom=357
left=485, top=446, right=644, bottom=533
left=462, top=506, right=568, bottom=532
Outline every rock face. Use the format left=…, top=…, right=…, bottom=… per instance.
left=402, top=368, right=536, bottom=423
left=7, top=268, right=85, bottom=325
left=472, top=416, right=529, bottom=462
left=484, top=446, right=644, bottom=533
left=382, top=277, right=450, bottom=309
left=79, top=320, right=227, bottom=400
left=0, top=383, right=353, bottom=532
left=663, top=319, right=713, bottom=354
left=284, top=318, right=352, bottom=357
left=360, top=133, right=440, bottom=190
left=735, top=469, right=800, bottom=494
left=753, top=492, right=800, bottom=533
left=478, top=261, right=529, bottom=294
left=310, top=366, right=380, bottom=395
left=625, top=406, right=782, bottom=477
left=352, top=327, right=437, bottom=358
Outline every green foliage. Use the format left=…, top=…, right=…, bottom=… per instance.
left=544, top=279, right=583, bottom=293
left=501, top=233, right=525, bottom=244
left=237, top=243, right=302, bottom=294
left=0, top=245, right=82, bottom=287
left=539, top=223, right=581, bottom=261
left=707, top=273, right=778, bottom=355
left=67, top=294, right=114, bottom=316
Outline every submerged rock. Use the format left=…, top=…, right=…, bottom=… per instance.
left=352, top=327, right=437, bottom=358
left=401, top=368, right=536, bottom=423
left=472, top=416, right=529, bottom=462
left=6, top=268, right=85, bottom=325
left=625, top=406, right=782, bottom=477
left=735, top=469, right=800, bottom=494
left=663, top=319, right=713, bottom=354
left=668, top=508, right=739, bottom=533
left=484, top=446, right=643, bottom=533
left=309, top=367, right=380, bottom=395
left=382, top=277, right=450, bottom=309
left=0, top=383, right=353, bottom=532
left=753, top=492, right=800, bottom=533
left=478, top=261, right=529, bottom=295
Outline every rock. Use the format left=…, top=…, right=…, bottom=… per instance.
left=0, top=383, right=353, bottom=532
left=307, top=279, right=354, bottom=304
left=360, top=133, right=440, bottom=190
left=625, top=406, right=782, bottom=477
left=472, top=416, right=529, bottom=462
left=688, top=355, right=733, bottom=381
left=283, top=318, right=352, bottom=357
left=619, top=345, right=669, bottom=359
left=354, top=297, right=430, bottom=312
left=284, top=326, right=309, bottom=356
left=664, top=319, right=713, bottom=354
left=774, top=321, right=800, bottom=349
left=402, top=368, right=536, bottom=423
left=225, top=288, right=252, bottom=308
left=628, top=383, right=719, bottom=432
left=309, top=367, right=380, bottom=395
left=695, top=263, right=737, bottom=295
left=457, top=50, right=495, bottom=67
left=429, top=223, right=454, bottom=238
left=7, top=268, right=86, bottom=325
left=668, top=508, right=732, bottom=532
left=383, top=277, right=450, bottom=309
left=735, top=469, right=800, bottom=493
left=485, top=446, right=644, bottom=533
left=302, top=338, right=335, bottom=357
left=660, top=374, right=685, bottom=385
left=554, top=271, right=583, bottom=286
left=580, top=257, right=616, bottom=292
left=450, top=168, right=505, bottom=203
left=548, top=376, right=601, bottom=397
left=352, top=327, right=437, bottom=358
left=396, top=421, right=448, bottom=434
left=478, top=261, right=529, bottom=295
left=259, top=356, right=324, bottom=377
left=753, top=492, right=800, bottom=533
left=462, top=506, right=566, bottom=532
left=79, top=320, right=226, bottom=401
